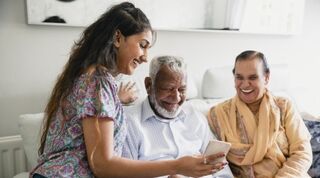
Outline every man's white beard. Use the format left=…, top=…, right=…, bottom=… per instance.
left=149, top=92, right=182, bottom=119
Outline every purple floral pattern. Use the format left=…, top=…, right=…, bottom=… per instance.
left=31, top=72, right=127, bottom=177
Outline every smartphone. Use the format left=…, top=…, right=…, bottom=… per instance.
left=204, top=140, right=231, bottom=164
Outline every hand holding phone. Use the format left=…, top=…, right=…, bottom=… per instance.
left=204, top=140, right=231, bottom=164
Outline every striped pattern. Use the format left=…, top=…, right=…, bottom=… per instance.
left=0, top=135, right=27, bottom=178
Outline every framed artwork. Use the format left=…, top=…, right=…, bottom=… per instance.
left=26, top=0, right=305, bottom=34
left=25, top=0, right=232, bottom=30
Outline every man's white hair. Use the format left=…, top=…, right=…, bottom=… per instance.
left=149, top=56, right=187, bottom=83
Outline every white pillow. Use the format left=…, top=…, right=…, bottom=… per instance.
left=202, top=66, right=235, bottom=99
left=187, top=99, right=212, bottom=116
left=18, top=113, right=44, bottom=170
left=186, top=75, right=198, bottom=99
left=13, top=172, right=29, bottom=178
left=187, top=98, right=227, bottom=116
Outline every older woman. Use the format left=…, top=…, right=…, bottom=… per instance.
left=208, top=50, right=312, bottom=178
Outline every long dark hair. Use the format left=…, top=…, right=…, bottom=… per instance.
left=39, top=2, right=153, bottom=154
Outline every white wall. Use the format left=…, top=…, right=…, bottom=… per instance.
left=1, top=0, right=320, bottom=137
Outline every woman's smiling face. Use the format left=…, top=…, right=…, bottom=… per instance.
left=234, top=57, right=269, bottom=104
left=115, top=30, right=153, bottom=75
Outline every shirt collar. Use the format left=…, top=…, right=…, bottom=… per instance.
left=141, top=98, right=186, bottom=123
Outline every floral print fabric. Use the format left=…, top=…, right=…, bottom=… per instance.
left=31, top=72, right=127, bottom=177
left=304, top=119, right=320, bottom=178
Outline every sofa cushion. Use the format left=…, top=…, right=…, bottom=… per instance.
left=202, top=66, right=235, bottom=99
left=186, top=75, right=198, bottom=99
left=13, top=172, right=29, bottom=178
left=302, top=113, right=320, bottom=178
left=18, top=113, right=44, bottom=169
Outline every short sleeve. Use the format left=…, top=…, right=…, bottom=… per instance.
left=74, top=74, right=119, bottom=120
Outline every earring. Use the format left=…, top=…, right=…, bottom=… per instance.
left=113, top=30, right=121, bottom=48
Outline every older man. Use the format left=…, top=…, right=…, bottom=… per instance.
left=122, top=56, right=233, bottom=178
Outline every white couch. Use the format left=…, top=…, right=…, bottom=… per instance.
left=14, top=113, right=43, bottom=178
left=14, top=64, right=320, bottom=177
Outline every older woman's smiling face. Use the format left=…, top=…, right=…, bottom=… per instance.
left=234, top=58, right=269, bottom=104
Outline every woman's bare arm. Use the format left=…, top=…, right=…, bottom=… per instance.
left=83, top=117, right=218, bottom=178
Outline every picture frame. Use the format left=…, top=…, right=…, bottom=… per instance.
left=25, top=0, right=305, bottom=34
left=25, top=0, right=238, bottom=30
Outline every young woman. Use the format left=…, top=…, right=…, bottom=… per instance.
left=31, top=2, right=217, bottom=178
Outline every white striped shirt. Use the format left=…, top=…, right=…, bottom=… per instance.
left=122, top=98, right=233, bottom=178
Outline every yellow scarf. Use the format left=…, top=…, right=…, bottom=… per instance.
left=210, top=91, right=287, bottom=176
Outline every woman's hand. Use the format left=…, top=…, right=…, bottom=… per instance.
left=118, top=81, right=138, bottom=105
left=175, top=153, right=227, bottom=177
